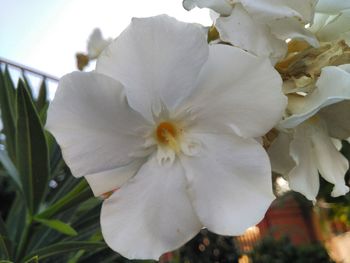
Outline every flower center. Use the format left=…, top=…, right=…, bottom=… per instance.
left=155, top=121, right=180, bottom=153
left=156, top=122, right=177, bottom=143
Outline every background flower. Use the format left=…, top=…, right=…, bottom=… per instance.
left=183, top=0, right=319, bottom=63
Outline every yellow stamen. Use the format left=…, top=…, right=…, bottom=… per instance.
left=156, top=122, right=180, bottom=153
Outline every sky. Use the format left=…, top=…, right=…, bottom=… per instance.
left=0, top=0, right=211, bottom=79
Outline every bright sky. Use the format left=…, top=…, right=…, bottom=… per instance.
left=0, top=0, right=211, bottom=78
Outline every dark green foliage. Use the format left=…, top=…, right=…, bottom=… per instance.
left=249, top=236, right=334, bottom=263
left=179, top=229, right=240, bottom=263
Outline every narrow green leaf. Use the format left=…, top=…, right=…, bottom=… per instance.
left=0, top=69, right=16, bottom=160
left=22, top=241, right=105, bottom=262
left=0, top=236, right=10, bottom=260
left=36, top=79, right=48, bottom=112
left=0, top=214, right=11, bottom=260
left=33, top=218, right=78, bottom=236
left=0, top=150, right=22, bottom=190
left=38, top=179, right=92, bottom=219
left=22, top=74, right=34, bottom=100
left=3, top=67, right=16, bottom=114
left=5, top=195, right=26, bottom=247
left=23, top=256, right=38, bottom=263
left=16, top=80, right=50, bottom=214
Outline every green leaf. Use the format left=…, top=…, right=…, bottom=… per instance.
left=0, top=214, right=11, bottom=260
left=16, top=80, right=50, bottom=214
left=33, top=218, right=78, bottom=236
left=23, top=256, right=38, bottom=263
left=0, top=69, right=16, bottom=160
left=5, top=195, right=26, bottom=246
left=36, top=80, right=48, bottom=112
left=21, top=74, right=34, bottom=101
left=0, top=150, right=22, bottom=190
left=38, top=179, right=92, bottom=219
left=22, top=241, right=106, bottom=262
left=3, top=67, right=16, bottom=113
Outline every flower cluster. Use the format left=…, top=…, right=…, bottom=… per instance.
left=47, top=0, right=350, bottom=260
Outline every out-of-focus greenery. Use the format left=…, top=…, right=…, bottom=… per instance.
left=179, top=229, right=239, bottom=263
left=249, top=236, right=334, bottom=263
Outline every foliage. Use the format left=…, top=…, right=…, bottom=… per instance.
left=248, top=236, right=334, bottom=263
left=179, top=229, right=240, bottom=263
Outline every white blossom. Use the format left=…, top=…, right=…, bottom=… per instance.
left=269, top=65, right=350, bottom=201
left=183, top=0, right=319, bottom=63
left=47, top=15, right=286, bottom=259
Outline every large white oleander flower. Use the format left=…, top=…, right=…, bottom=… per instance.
left=47, top=15, right=286, bottom=259
left=269, top=64, right=350, bottom=201
left=183, top=0, right=319, bottom=63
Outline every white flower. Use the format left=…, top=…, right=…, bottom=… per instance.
left=310, top=0, right=350, bottom=44
left=87, top=28, right=112, bottom=59
left=47, top=15, right=286, bottom=259
left=269, top=65, right=350, bottom=201
left=183, top=0, right=319, bottom=63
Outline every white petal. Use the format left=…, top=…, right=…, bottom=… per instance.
left=280, top=65, right=350, bottom=129
left=240, top=0, right=317, bottom=22
left=46, top=72, right=150, bottom=182
left=310, top=13, right=330, bottom=33
left=87, top=28, right=112, bottom=59
left=96, top=15, right=208, bottom=120
left=316, top=10, right=350, bottom=42
left=288, top=126, right=320, bottom=201
left=183, top=0, right=233, bottom=15
left=316, top=0, right=350, bottom=14
left=311, top=122, right=349, bottom=197
left=268, top=18, right=319, bottom=47
left=319, top=100, right=350, bottom=139
left=183, top=44, right=286, bottom=138
left=101, top=156, right=201, bottom=260
left=267, top=131, right=295, bottom=176
left=216, top=4, right=287, bottom=59
left=180, top=133, right=275, bottom=235
left=85, top=158, right=145, bottom=197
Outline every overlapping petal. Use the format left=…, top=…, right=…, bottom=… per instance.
left=183, top=44, right=286, bottom=138
left=46, top=72, right=150, bottom=184
left=85, top=158, right=146, bottom=196
left=319, top=100, right=350, bottom=139
left=215, top=4, right=287, bottom=59
left=239, top=0, right=317, bottom=22
left=288, top=126, right=320, bottom=201
left=101, top=156, right=202, bottom=260
left=96, top=15, right=209, bottom=120
left=280, top=65, right=350, bottom=129
left=311, top=122, right=349, bottom=197
left=183, top=0, right=233, bottom=15
left=314, top=10, right=350, bottom=42
left=267, top=131, right=295, bottom=176
left=316, top=0, right=350, bottom=14
left=180, top=133, right=274, bottom=235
